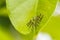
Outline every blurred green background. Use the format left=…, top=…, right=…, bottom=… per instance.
left=41, top=16, right=60, bottom=40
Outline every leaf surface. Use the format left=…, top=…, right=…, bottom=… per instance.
left=6, top=0, right=57, bottom=35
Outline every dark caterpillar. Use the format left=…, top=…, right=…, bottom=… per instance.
left=27, top=14, right=43, bottom=28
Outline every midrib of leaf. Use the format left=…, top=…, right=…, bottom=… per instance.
left=34, top=0, right=39, bottom=14
left=32, top=0, right=39, bottom=35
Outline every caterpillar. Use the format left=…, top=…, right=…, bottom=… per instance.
left=27, top=14, right=43, bottom=28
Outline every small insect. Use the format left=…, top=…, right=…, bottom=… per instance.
left=27, top=13, right=43, bottom=29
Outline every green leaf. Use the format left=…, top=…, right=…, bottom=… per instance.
left=6, top=0, right=57, bottom=35
left=41, top=16, right=60, bottom=40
